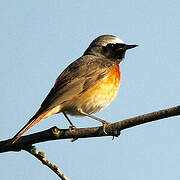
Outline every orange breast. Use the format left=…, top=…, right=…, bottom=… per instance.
left=67, top=65, right=121, bottom=115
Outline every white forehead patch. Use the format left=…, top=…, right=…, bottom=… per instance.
left=92, top=35, right=124, bottom=47
left=109, top=37, right=124, bottom=44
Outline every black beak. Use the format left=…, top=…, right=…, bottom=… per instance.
left=125, top=44, right=138, bottom=50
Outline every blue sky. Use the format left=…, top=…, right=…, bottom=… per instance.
left=1, top=1, right=180, bottom=179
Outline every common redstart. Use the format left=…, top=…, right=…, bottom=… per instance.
left=12, top=35, right=137, bottom=143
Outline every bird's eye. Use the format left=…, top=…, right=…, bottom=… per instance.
left=107, top=43, right=115, bottom=48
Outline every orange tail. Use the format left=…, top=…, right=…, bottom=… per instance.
left=12, top=110, right=51, bottom=144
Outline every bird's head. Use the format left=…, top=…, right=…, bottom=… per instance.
left=84, top=35, right=138, bottom=64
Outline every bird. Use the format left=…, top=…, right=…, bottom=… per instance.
left=12, top=35, right=138, bottom=143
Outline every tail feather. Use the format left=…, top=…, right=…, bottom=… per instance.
left=12, top=110, right=51, bottom=144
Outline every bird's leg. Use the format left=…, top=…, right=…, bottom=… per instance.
left=62, top=112, right=76, bottom=129
left=62, top=112, right=78, bottom=142
left=77, top=109, right=110, bottom=134
left=87, top=114, right=110, bottom=135
left=85, top=114, right=109, bottom=125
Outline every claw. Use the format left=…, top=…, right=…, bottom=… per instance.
left=71, top=138, right=78, bottom=142
left=112, top=130, right=121, bottom=140
left=102, top=122, right=110, bottom=135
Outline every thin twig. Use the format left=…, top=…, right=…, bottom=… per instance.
left=24, top=145, right=69, bottom=180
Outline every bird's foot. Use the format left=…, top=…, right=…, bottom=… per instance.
left=101, top=121, right=110, bottom=135
left=69, top=125, right=77, bottom=131
left=68, top=125, right=78, bottom=142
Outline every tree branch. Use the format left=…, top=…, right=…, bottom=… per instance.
left=0, top=105, right=180, bottom=153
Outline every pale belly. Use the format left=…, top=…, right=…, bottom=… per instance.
left=63, top=65, right=121, bottom=116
